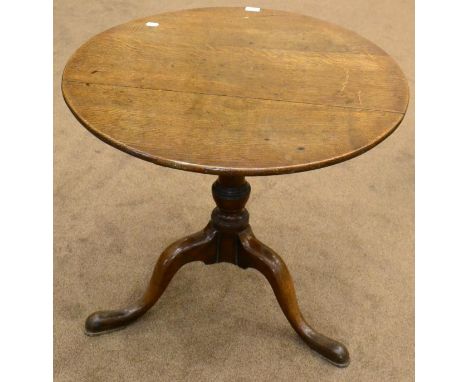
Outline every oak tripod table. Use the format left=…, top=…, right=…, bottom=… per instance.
left=62, top=7, right=409, bottom=368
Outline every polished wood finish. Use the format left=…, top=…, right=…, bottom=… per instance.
left=62, top=7, right=409, bottom=176
left=63, top=7, right=411, bottom=369
left=85, top=177, right=350, bottom=367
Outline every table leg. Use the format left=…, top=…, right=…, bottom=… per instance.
left=84, top=175, right=349, bottom=367
left=85, top=225, right=218, bottom=335
left=238, top=227, right=350, bottom=367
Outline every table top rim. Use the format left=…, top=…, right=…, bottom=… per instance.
left=62, top=81, right=407, bottom=176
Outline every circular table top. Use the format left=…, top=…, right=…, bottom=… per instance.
left=62, top=7, right=409, bottom=176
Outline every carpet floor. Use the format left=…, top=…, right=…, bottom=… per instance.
left=54, top=1, right=414, bottom=380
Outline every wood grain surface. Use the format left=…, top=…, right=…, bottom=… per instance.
left=62, top=7, right=409, bottom=176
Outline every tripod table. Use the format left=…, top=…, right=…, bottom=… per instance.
left=62, top=7, right=409, bottom=368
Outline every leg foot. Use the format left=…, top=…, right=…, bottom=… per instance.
left=239, top=228, right=350, bottom=367
left=85, top=225, right=217, bottom=335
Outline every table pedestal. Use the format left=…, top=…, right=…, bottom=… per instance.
left=85, top=176, right=350, bottom=367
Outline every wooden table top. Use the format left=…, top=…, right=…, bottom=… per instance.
left=62, top=7, right=409, bottom=176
